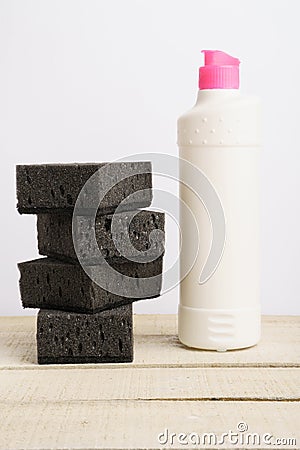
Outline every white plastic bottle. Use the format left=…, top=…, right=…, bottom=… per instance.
left=178, top=50, right=261, bottom=351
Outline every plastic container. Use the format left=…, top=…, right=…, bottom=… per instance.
left=178, top=50, right=261, bottom=351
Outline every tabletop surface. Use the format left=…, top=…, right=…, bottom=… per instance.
left=0, top=314, right=299, bottom=449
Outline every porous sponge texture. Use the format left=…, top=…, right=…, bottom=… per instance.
left=16, top=163, right=152, bottom=214
left=37, top=210, right=165, bottom=264
left=37, top=304, right=133, bottom=364
left=18, top=257, right=163, bottom=313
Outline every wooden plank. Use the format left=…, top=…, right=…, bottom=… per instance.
left=0, top=367, right=299, bottom=402
left=0, top=400, right=298, bottom=449
left=0, top=315, right=37, bottom=332
left=0, top=315, right=299, bottom=449
left=0, top=315, right=299, bottom=368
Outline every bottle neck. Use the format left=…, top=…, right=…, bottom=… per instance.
left=196, top=89, right=240, bottom=105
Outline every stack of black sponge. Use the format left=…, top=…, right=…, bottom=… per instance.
left=16, top=163, right=165, bottom=364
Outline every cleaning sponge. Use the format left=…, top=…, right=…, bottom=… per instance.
left=37, top=304, right=133, bottom=364
left=18, top=257, right=163, bottom=313
left=16, top=162, right=152, bottom=214
left=37, top=210, right=165, bottom=264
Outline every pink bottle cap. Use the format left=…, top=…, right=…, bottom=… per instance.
left=199, top=50, right=240, bottom=90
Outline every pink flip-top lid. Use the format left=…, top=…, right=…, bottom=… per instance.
left=199, top=50, right=240, bottom=90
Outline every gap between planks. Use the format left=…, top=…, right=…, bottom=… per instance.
left=0, top=367, right=299, bottom=402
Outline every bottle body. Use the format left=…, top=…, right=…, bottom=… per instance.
left=178, top=89, right=261, bottom=351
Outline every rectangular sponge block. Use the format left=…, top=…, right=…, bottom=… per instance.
left=37, top=210, right=165, bottom=264
left=16, top=162, right=152, bottom=214
left=18, top=257, right=163, bottom=313
left=37, top=304, right=133, bottom=364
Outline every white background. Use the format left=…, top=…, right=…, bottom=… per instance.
left=0, top=0, right=299, bottom=315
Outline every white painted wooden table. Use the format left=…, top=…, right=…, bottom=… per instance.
left=0, top=315, right=299, bottom=449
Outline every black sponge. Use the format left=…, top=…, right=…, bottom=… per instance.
left=18, top=257, right=163, bottom=313
left=37, top=305, right=133, bottom=364
left=37, top=210, right=165, bottom=264
left=16, top=162, right=152, bottom=214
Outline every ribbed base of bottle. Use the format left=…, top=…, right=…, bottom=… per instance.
left=178, top=304, right=261, bottom=351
